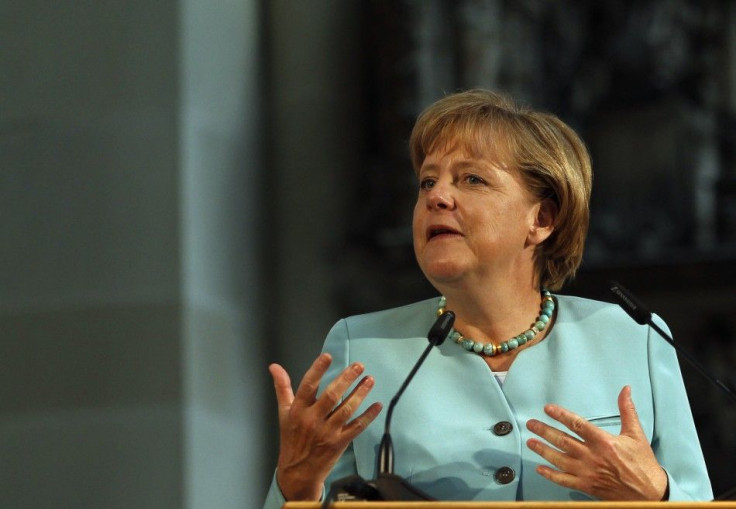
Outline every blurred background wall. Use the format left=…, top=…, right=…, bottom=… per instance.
left=1, top=1, right=735, bottom=507
left=1, top=0, right=267, bottom=507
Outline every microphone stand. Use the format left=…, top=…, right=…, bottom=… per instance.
left=322, top=311, right=455, bottom=508
left=609, top=281, right=736, bottom=499
left=609, top=281, right=736, bottom=404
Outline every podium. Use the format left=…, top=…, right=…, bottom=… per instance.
left=285, top=503, right=736, bottom=509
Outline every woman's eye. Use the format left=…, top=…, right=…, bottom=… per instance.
left=464, top=174, right=486, bottom=185
left=419, top=178, right=436, bottom=190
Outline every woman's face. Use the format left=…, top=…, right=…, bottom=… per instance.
left=412, top=145, right=549, bottom=289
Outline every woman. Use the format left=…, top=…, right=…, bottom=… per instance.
left=263, top=89, right=712, bottom=507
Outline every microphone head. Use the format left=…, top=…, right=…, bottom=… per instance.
left=609, top=281, right=652, bottom=325
left=428, top=311, right=455, bottom=345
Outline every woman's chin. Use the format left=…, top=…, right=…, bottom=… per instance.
left=420, top=261, right=469, bottom=285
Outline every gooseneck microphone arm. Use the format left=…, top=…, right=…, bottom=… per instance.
left=609, top=281, right=736, bottom=405
left=322, top=311, right=456, bottom=508
left=609, top=281, right=736, bottom=500
left=377, top=310, right=455, bottom=475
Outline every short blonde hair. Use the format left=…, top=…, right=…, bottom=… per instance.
left=409, top=89, right=592, bottom=290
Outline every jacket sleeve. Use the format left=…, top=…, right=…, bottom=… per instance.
left=648, top=314, right=713, bottom=501
left=261, top=472, right=288, bottom=509
left=261, top=319, right=359, bottom=509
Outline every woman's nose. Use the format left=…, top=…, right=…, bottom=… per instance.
left=426, top=182, right=455, bottom=210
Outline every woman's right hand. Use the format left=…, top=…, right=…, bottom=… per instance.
left=268, top=353, right=383, bottom=501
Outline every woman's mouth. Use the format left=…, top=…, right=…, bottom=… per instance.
left=427, top=226, right=462, bottom=240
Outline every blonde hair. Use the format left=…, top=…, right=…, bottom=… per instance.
left=409, top=89, right=592, bottom=290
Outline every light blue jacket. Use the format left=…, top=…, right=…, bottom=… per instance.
left=263, top=294, right=713, bottom=508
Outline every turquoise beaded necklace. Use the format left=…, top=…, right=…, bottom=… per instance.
left=437, top=289, right=555, bottom=357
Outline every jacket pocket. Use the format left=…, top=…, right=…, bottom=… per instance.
left=587, top=414, right=622, bottom=432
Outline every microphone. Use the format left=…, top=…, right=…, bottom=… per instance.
left=377, top=310, right=455, bottom=475
left=609, top=281, right=651, bottom=325
left=608, top=281, right=736, bottom=405
left=321, top=311, right=455, bottom=507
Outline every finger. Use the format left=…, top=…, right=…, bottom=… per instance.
left=527, top=418, right=585, bottom=457
left=341, top=401, right=384, bottom=440
left=526, top=436, right=574, bottom=473
left=327, top=375, right=378, bottom=423
left=535, top=463, right=585, bottom=493
left=618, top=385, right=645, bottom=438
left=543, top=404, right=606, bottom=444
left=292, top=353, right=333, bottom=407
left=314, top=361, right=367, bottom=415
left=269, top=363, right=295, bottom=410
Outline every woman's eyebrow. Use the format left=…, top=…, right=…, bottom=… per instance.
left=419, top=159, right=495, bottom=176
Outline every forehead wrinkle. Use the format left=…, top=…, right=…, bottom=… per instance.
left=420, top=151, right=508, bottom=178
left=425, top=125, right=514, bottom=172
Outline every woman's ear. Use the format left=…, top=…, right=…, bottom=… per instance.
left=528, top=198, right=557, bottom=246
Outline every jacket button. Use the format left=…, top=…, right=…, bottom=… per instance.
left=495, top=466, right=515, bottom=484
left=492, top=421, right=513, bottom=436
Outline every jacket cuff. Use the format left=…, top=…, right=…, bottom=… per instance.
left=262, top=469, right=326, bottom=509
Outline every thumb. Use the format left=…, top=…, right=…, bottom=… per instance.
left=618, top=385, right=645, bottom=439
left=269, top=363, right=295, bottom=419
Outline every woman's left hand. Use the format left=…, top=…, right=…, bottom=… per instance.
left=526, top=385, right=668, bottom=501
